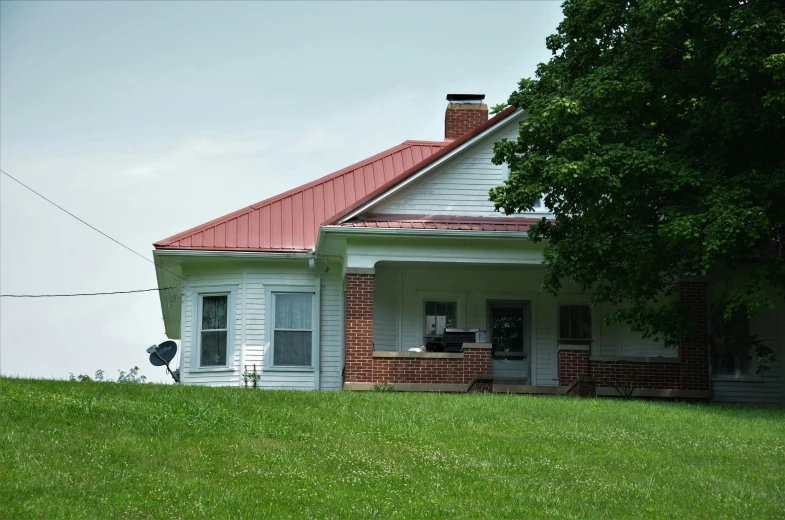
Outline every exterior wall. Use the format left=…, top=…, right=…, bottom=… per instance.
left=372, top=263, right=399, bottom=352
left=179, top=261, right=343, bottom=390
left=373, top=119, right=538, bottom=218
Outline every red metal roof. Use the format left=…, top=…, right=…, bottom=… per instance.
left=154, top=141, right=447, bottom=251
left=336, top=214, right=539, bottom=233
left=154, top=106, right=519, bottom=252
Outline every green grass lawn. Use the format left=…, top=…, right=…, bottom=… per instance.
left=1, top=378, right=783, bottom=519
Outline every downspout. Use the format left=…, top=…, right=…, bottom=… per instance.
left=309, top=251, right=321, bottom=390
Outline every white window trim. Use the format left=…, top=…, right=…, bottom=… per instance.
left=191, top=285, right=237, bottom=373
left=264, top=284, right=319, bottom=372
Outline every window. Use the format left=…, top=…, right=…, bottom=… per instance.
left=273, top=293, right=314, bottom=367
left=424, top=301, right=457, bottom=339
left=558, top=304, right=592, bottom=345
left=710, top=315, right=757, bottom=379
left=199, top=294, right=229, bottom=367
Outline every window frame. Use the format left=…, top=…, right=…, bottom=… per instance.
left=557, top=302, right=594, bottom=346
left=191, top=286, right=237, bottom=372
left=265, top=285, right=318, bottom=372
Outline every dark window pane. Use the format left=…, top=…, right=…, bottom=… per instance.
left=580, top=306, right=592, bottom=339
left=202, top=296, right=228, bottom=330
left=274, top=331, right=312, bottom=366
left=446, top=302, right=457, bottom=328
left=559, top=305, right=570, bottom=339
left=491, top=306, right=524, bottom=352
left=570, top=305, right=581, bottom=339
left=201, top=330, right=227, bottom=366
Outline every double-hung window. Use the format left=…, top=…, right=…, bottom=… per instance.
left=424, top=300, right=457, bottom=340
left=198, top=293, right=230, bottom=367
left=272, top=293, right=314, bottom=367
left=558, top=304, right=593, bottom=346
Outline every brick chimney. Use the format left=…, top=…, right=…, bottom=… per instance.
left=444, top=94, right=488, bottom=140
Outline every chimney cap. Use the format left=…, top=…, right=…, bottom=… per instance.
left=446, top=94, right=485, bottom=103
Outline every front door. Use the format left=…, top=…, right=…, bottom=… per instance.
left=489, top=302, right=530, bottom=382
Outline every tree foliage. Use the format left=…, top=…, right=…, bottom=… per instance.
left=491, top=0, right=785, bottom=355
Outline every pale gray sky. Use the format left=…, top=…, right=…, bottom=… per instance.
left=0, top=0, right=563, bottom=382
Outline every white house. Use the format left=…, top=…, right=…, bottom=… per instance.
left=153, top=94, right=785, bottom=405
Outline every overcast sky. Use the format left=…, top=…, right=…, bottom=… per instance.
left=0, top=0, right=563, bottom=382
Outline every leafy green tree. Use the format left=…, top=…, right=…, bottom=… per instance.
left=491, top=0, right=785, bottom=359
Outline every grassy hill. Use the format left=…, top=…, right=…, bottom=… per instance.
left=1, top=378, right=783, bottom=519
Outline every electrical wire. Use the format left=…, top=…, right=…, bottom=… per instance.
left=0, top=168, right=184, bottom=281
left=1, top=287, right=175, bottom=298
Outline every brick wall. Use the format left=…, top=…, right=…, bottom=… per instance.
left=591, top=360, right=680, bottom=388
left=677, top=281, right=710, bottom=391
left=558, top=348, right=590, bottom=386
left=344, top=273, right=374, bottom=383
left=445, top=103, right=488, bottom=139
left=368, top=349, right=491, bottom=385
left=343, top=273, right=492, bottom=387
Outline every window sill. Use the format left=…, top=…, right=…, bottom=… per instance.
left=372, top=351, right=464, bottom=359
left=191, top=366, right=236, bottom=373
left=711, top=375, right=764, bottom=383
left=590, top=355, right=679, bottom=364
left=265, top=366, right=315, bottom=372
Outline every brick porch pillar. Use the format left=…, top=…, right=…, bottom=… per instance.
left=558, top=345, right=590, bottom=386
left=344, top=271, right=374, bottom=384
left=678, top=281, right=710, bottom=391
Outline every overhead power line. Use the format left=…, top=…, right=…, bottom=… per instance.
left=0, top=168, right=183, bottom=281
left=1, top=287, right=175, bottom=298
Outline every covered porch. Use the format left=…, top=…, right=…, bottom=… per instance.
left=342, top=260, right=709, bottom=399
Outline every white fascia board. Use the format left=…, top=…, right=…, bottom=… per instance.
left=153, top=249, right=313, bottom=260
left=338, top=109, right=525, bottom=224
left=319, top=225, right=529, bottom=241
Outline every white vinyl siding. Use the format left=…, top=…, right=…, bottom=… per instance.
left=179, top=261, right=343, bottom=390
left=373, top=119, right=545, bottom=218
left=372, top=263, right=399, bottom=352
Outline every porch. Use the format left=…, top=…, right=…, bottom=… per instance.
left=342, top=262, right=710, bottom=399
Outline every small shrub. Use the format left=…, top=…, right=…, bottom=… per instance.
left=614, top=373, right=637, bottom=398
left=372, top=379, right=395, bottom=392
left=242, top=365, right=261, bottom=388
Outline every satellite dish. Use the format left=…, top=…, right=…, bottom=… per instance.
left=146, top=340, right=180, bottom=383
left=149, top=340, right=177, bottom=366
